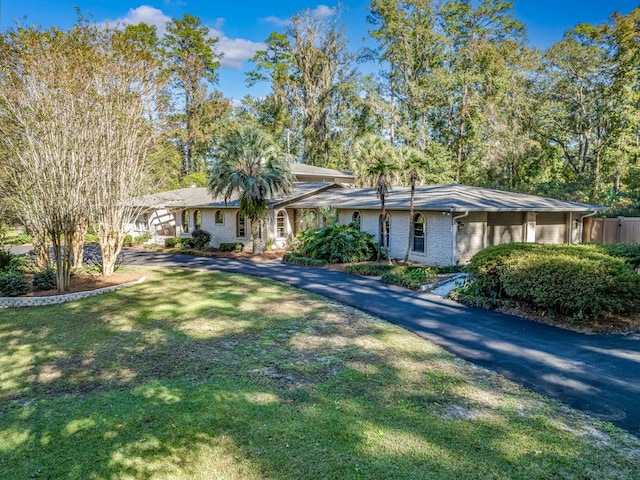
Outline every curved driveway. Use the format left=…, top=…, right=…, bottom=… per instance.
left=122, top=250, right=640, bottom=437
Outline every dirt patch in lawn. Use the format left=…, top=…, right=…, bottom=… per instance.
left=23, top=271, right=142, bottom=297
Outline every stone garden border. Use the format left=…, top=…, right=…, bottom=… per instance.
left=0, top=276, right=146, bottom=308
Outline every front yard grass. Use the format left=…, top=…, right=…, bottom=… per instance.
left=1, top=268, right=638, bottom=479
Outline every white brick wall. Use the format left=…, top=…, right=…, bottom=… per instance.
left=338, top=209, right=454, bottom=266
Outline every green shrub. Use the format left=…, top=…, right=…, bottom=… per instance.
left=123, top=234, right=134, bottom=247
left=381, top=267, right=437, bottom=290
left=595, top=243, right=640, bottom=269
left=164, top=237, right=182, bottom=248
left=220, top=242, right=243, bottom=252
left=465, top=243, right=539, bottom=299
left=191, top=229, right=212, bottom=250
left=290, top=223, right=378, bottom=264
left=499, top=250, right=639, bottom=318
left=84, top=233, right=100, bottom=245
left=0, top=270, right=30, bottom=296
left=282, top=254, right=327, bottom=267
left=139, top=231, right=153, bottom=243
left=4, top=233, right=32, bottom=245
left=0, top=251, right=28, bottom=273
left=182, top=238, right=196, bottom=249
left=463, top=243, right=640, bottom=319
left=0, top=250, right=13, bottom=272
left=32, top=268, right=57, bottom=291
left=344, top=264, right=394, bottom=276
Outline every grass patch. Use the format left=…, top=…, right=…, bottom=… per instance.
left=0, top=268, right=638, bottom=479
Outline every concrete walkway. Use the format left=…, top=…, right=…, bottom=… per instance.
left=121, top=249, right=640, bottom=437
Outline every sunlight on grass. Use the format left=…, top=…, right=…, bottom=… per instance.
left=0, top=267, right=639, bottom=479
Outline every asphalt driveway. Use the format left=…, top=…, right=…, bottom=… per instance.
left=121, top=249, right=640, bottom=437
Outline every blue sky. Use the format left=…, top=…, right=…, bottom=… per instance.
left=2, top=1, right=638, bottom=100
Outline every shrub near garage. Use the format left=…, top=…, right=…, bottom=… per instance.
left=499, top=249, right=640, bottom=318
left=462, top=243, right=640, bottom=319
left=464, top=243, right=539, bottom=299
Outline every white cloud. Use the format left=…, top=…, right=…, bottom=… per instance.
left=262, top=15, right=291, bottom=27
left=209, top=25, right=266, bottom=69
left=110, top=5, right=171, bottom=33
left=311, top=5, right=337, bottom=18
left=104, top=7, right=263, bottom=69
left=262, top=4, right=337, bottom=27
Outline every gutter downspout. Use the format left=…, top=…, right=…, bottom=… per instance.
left=451, top=210, right=469, bottom=265
left=579, top=210, right=598, bottom=243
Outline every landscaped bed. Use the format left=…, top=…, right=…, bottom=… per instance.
left=0, top=268, right=638, bottom=479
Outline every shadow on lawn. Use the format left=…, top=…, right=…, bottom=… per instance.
left=0, top=268, right=635, bottom=479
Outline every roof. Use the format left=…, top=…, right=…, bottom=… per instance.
left=289, top=163, right=354, bottom=181
left=286, top=184, right=606, bottom=213
left=132, top=182, right=341, bottom=210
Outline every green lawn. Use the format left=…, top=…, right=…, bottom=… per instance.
left=1, top=268, right=638, bottom=479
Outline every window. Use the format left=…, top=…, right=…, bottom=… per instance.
left=352, top=211, right=361, bottom=230
left=215, top=210, right=224, bottom=225
left=182, top=210, right=189, bottom=234
left=276, top=211, right=287, bottom=237
left=193, top=210, right=201, bottom=230
left=379, top=213, right=390, bottom=249
left=236, top=212, right=246, bottom=238
left=412, top=213, right=425, bottom=252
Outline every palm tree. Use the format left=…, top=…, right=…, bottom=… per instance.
left=353, top=134, right=398, bottom=262
left=208, top=126, right=293, bottom=253
left=399, top=146, right=430, bottom=263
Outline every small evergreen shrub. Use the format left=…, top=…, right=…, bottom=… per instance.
left=0, top=270, right=30, bottom=296
left=0, top=251, right=28, bottom=273
left=282, top=254, right=327, bottom=267
left=344, top=264, right=394, bottom=276
left=123, top=234, right=134, bottom=247
left=381, top=267, right=437, bottom=290
left=139, top=232, right=153, bottom=243
left=182, top=238, right=196, bottom=249
left=220, top=242, right=243, bottom=252
left=290, top=223, right=378, bottom=263
left=164, top=237, right=182, bottom=248
left=0, top=250, right=13, bottom=272
left=191, top=229, right=212, bottom=250
left=32, top=268, right=57, bottom=291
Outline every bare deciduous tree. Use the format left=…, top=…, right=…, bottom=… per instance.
left=0, top=22, right=165, bottom=289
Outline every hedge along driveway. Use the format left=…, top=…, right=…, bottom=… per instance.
left=121, top=249, right=640, bottom=437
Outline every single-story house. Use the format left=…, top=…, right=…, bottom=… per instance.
left=129, top=164, right=605, bottom=265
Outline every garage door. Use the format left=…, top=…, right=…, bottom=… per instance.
left=535, top=212, right=567, bottom=244
left=487, top=212, right=524, bottom=246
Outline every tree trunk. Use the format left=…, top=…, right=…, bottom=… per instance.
left=100, top=231, right=122, bottom=277
left=404, top=180, right=416, bottom=264
left=251, top=219, right=264, bottom=254
left=31, top=231, right=50, bottom=271
left=52, top=234, right=72, bottom=293
left=71, top=221, right=88, bottom=271
left=381, top=194, right=391, bottom=264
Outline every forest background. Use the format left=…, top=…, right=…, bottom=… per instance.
left=2, top=0, right=639, bottom=213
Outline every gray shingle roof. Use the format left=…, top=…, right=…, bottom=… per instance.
left=132, top=182, right=341, bottom=209
left=286, top=184, right=605, bottom=213
left=289, top=163, right=354, bottom=180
